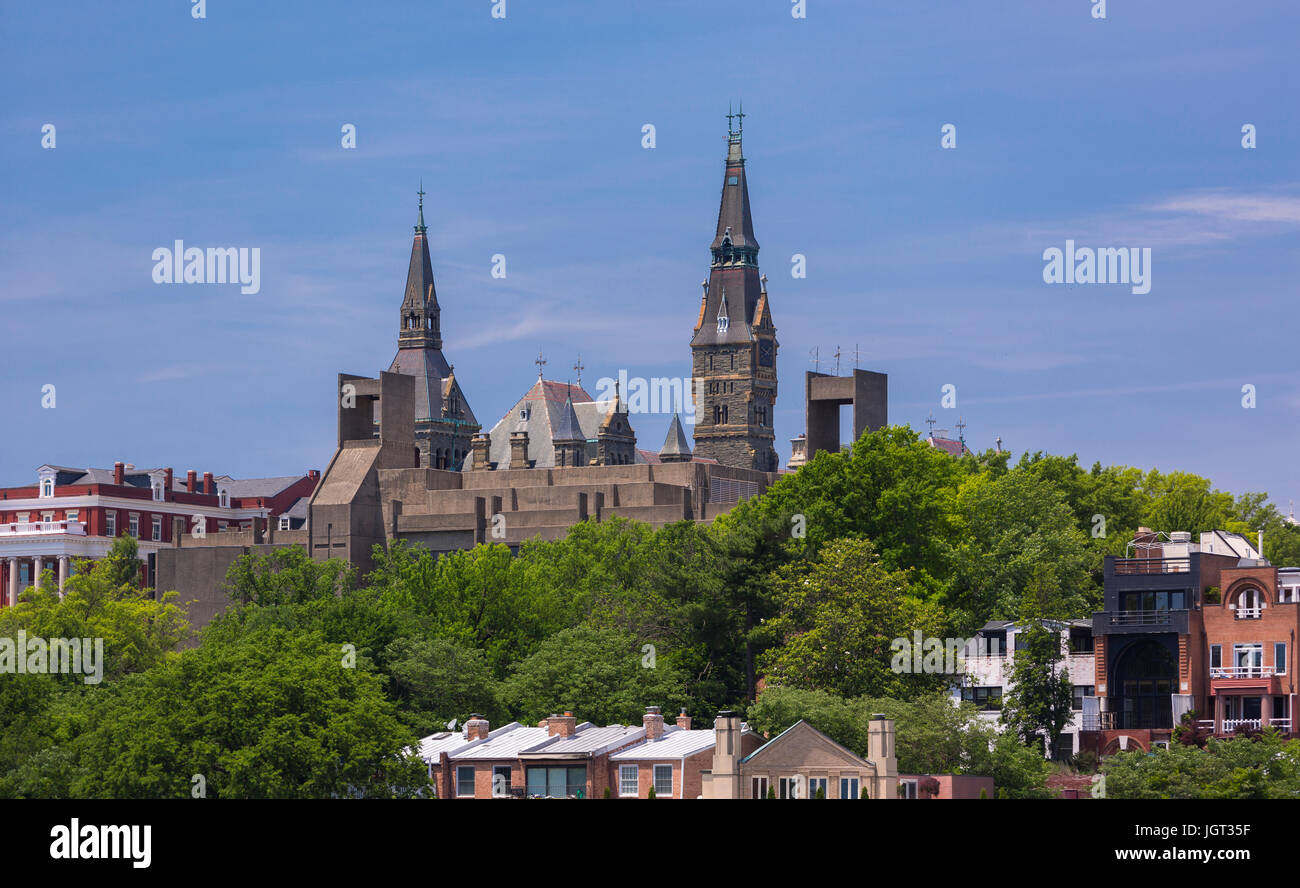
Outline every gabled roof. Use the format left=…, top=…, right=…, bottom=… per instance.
left=741, top=719, right=874, bottom=770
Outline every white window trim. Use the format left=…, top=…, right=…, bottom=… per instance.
left=151, top=515, right=162, bottom=542
left=1276, top=642, right=1287, bottom=675
left=619, top=764, right=639, bottom=797
left=652, top=764, right=673, bottom=798
left=128, top=513, right=140, bottom=538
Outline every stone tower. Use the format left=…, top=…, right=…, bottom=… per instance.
left=689, top=109, right=779, bottom=472
left=386, top=187, right=480, bottom=470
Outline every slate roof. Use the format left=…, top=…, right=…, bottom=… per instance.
left=659, top=414, right=693, bottom=458
left=468, top=380, right=628, bottom=470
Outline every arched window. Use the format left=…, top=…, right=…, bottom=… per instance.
left=41, top=479, right=53, bottom=498
left=218, top=488, right=229, bottom=508
left=1234, top=587, right=1264, bottom=619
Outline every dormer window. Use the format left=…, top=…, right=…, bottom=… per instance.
left=152, top=482, right=164, bottom=502
left=40, top=478, right=54, bottom=498
left=219, top=488, right=230, bottom=509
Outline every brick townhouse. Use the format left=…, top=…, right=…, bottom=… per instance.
left=1081, top=527, right=1300, bottom=754
left=420, top=706, right=952, bottom=799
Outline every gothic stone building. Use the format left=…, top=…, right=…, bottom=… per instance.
left=690, top=115, right=780, bottom=472
left=387, top=192, right=480, bottom=470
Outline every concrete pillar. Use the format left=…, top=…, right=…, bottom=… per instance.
left=32, top=556, right=43, bottom=590
left=1214, top=695, right=1224, bottom=735
left=1262, top=694, right=1272, bottom=728
left=57, top=555, right=69, bottom=598
left=6, top=558, right=16, bottom=606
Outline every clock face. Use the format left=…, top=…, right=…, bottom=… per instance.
left=758, top=338, right=774, bottom=367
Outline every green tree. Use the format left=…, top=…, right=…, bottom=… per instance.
left=384, top=637, right=504, bottom=735
left=945, top=470, right=1094, bottom=627
left=501, top=626, right=687, bottom=725
left=1000, top=568, right=1074, bottom=757
left=758, top=538, right=949, bottom=699
left=60, top=628, right=428, bottom=798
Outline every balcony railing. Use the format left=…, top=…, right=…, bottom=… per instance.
left=1108, top=610, right=1172, bottom=626
left=0, top=521, right=86, bottom=537
left=1198, top=718, right=1291, bottom=733
left=1081, top=712, right=1115, bottom=731
left=1113, top=557, right=1191, bottom=575
left=1234, top=607, right=1262, bottom=620
left=1209, top=666, right=1274, bottom=679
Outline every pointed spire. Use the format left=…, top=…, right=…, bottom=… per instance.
left=552, top=388, right=584, bottom=444
left=659, top=414, right=693, bottom=462
left=415, top=181, right=427, bottom=235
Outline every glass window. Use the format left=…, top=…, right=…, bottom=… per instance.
left=105, top=511, right=116, bottom=536
left=151, top=516, right=162, bottom=542
left=1072, top=685, right=1096, bottom=710
left=1276, top=642, right=1287, bottom=675
left=492, top=766, right=512, bottom=798
left=808, top=777, right=828, bottom=798
left=840, top=777, right=860, bottom=799
left=653, top=764, right=673, bottom=797
left=456, top=766, right=475, bottom=797
left=128, top=514, right=139, bottom=538
left=66, top=510, right=78, bottom=523
left=899, top=780, right=918, bottom=799
left=619, top=765, right=639, bottom=797
left=960, top=686, right=1003, bottom=710
left=1210, top=644, right=1221, bottom=669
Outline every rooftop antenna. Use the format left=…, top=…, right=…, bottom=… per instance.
left=926, top=412, right=937, bottom=436
left=956, top=416, right=967, bottom=448
left=535, top=349, right=547, bottom=381
left=853, top=343, right=863, bottom=371
left=833, top=345, right=842, bottom=376
left=810, top=346, right=821, bottom=374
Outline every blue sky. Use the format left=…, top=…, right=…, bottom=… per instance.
left=2, top=0, right=1297, bottom=511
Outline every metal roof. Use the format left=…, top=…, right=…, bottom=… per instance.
left=449, top=724, right=553, bottom=760
left=610, top=728, right=716, bottom=761
left=522, top=724, right=645, bottom=756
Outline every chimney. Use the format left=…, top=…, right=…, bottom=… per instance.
left=708, top=711, right=743, bottom=799
left=308, top=469, right=320, bottom=483
left=471, top=433, right=493, bottom=471
left=1259, top=530, right=1265, bottom=559
left=186, top=470, right=197, bottom=493
left=546, top=711, right=577, bottom=738
left=465, top=713, right=490, bottom=741
left=203, top=472, right=214, bottom=495
left=163, top=468, right=173, bottom=500
left=643, top=706, right=665, bottom=740
left=509, top=430, right=530, bottom=470
left=676, top=708, right=691, bottom=731
left=868, top=713, right=899, bottom=800
left=113, top=462, right=124, bottom=485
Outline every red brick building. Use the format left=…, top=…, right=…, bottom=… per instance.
left=1082, top=528, right=1300, bottom=754
left=0, top=462, right=317, bottom=603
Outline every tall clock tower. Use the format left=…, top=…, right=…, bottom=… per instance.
left=689, top=109, right=779, bottom=472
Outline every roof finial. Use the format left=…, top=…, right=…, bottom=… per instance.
left=535, top=349, right=547, bottom=380
left=415, top=180, right=427, bottom=235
